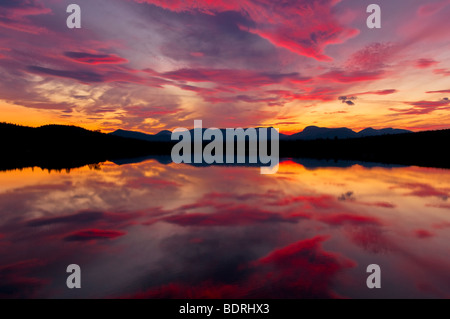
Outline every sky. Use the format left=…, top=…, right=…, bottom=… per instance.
left=0, top=0, right=450, bottom=134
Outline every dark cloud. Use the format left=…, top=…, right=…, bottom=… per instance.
left=156, top=10, right=281, bottom=69
left=338, top=96, right=357, bottom=106
left=64, top=52, right=128, bottom=65
left=0, top=259, right=47, bottom=299
left=64, top=229, right=126, bottom=241
left=338, top=191, right=355, bottom=201
left=162, top=68, right=309, bottom=89
left=27, top=66, right=104, bottom=83
left=27, top=211, right=104, bottom=227
left=163, top=205, right=293, bottom=227
left=389, top=182, right=449, bottom=199
left=0, top=0, right=45, bottom=10
left=135, top=0, right=358, bottom=61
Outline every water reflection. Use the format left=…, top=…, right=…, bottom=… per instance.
left=0, top=159, right=449, bottom=298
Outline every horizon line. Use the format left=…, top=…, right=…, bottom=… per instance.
left=3, top=121, right=450, bottom=136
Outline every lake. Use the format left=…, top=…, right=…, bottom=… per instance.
left=0, top=159, right=449, bottom=298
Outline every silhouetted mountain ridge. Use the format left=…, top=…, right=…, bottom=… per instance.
left=110, top=126, right=412, bottom=142
left=290, top=126, right=357, bottom=140
left=0, top=122, right=448, bottom=171
left=0, top=122, right=173, bottom=171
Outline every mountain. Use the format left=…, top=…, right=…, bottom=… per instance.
left=279, top=129, right=450, bottom=169
left=289, top=126, right=358, bottom=140
left=111, top=129, right=172, bottom=142
left=2, top=122, right=447, bottom=171
left=289, top=126, right=412, bottom=140
left=0, top=123, right=174, bottom=171
left=357, top=127, right=412, bottom=137
left=111, top=127, right=283, bottom=142
left=111, top=126, right=412, bottom=142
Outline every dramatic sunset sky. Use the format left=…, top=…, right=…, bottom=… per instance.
left=1, top=0, right=450, bottom=134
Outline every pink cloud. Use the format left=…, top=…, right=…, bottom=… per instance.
left=319, top=70, right=385, bottom=83
left=415, top=58, right=439, bottom=69
left=418, top=0, right=450, bottom=16
left=348, top=227, right=391, bottom=254
left=434, top=68, right=450, bottom=76
left=125, top=235, right=355, bottom=298
left=345, top=43, right=395, bottom=71
left=426, top=89, right=450, bottom=94
left=134, top=0, right=358, bottom=61
left=433, top=222, right=450, bottom=229
left=270, top=194, right=337, bottom=210
left=190, top=52, right=204, bottom=57
left=318, top=213, right=382, bottom=226
left=390, top=99, right=450, bottom=115
left=426, top=203, right=450, bottom=210
left=353, top=89, right=398, bottom=96
left=0, top=0, right=50, bottom=17
left=414, top=229, right=435, bottom=239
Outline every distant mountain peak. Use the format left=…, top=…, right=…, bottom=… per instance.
left=110, top=129, right=172, bottom=142
left=303, top=125, right=319, bottom=130
left=359, top=127, right=375, bottom=132
left=109, top=126, right=413, bottom=142
left=358, top=127, right=411, bottom=137
left=288, top=126, right=412, bottom=140
left=156, top=130, right=172, bottom=135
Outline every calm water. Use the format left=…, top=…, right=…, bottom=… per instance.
left=0, top=159, right=449, bottom=298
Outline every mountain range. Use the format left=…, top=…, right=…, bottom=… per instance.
left=110, top=126, right=412, bottom=141
left=0, top=122, right=448, bottom=171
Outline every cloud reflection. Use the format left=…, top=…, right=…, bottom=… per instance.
left=0, top=160, right=449, bottom=298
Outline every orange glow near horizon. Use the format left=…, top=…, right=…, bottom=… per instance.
left=4, top=97, right=449, bottom=135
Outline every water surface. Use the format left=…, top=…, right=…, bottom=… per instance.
left=0, top=160, right=449, bottom=298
